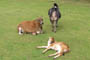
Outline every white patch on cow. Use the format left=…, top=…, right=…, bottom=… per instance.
left=18, top=27, right=22, bottom=35
left=57, top=45, right=62, bottom=53
left=37, top=31, right=40, bottom=34
left=51, top=44, right=61, bottom=53
left=54, top=6, right=57, bottom=8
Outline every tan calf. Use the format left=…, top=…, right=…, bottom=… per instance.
left=37, top=37, right=70, bottom=59
left=17, top=17, right=43, bottom=35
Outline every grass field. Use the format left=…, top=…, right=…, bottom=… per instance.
left=0, top=0, right=90, bottom=60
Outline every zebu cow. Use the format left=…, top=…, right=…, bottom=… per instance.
left=48, top=3, right=61, bottom=33
left=17, top=17, right=44, bottom=35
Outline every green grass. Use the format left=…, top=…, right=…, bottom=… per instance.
left=0, top=0, right=90, bottom=60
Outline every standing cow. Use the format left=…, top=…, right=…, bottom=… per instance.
left=48, top=3, right=61, bottom=33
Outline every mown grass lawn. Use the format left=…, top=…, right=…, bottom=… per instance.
left=0, top=0, right=90, bottom=60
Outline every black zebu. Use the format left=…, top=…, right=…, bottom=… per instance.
left=48, top=3, right=61, bottom=33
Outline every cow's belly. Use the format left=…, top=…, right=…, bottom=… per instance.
left=50, top=45, right=61, bottom=51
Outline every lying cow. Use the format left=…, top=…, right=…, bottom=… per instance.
left=17, top=17, right=44, bottom=35
left=37, top=37, right=70, bottom=59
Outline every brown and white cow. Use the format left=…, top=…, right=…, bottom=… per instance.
left=37, top=37, right=70, bottom=59
left=17, top=17, right=44, bottom=35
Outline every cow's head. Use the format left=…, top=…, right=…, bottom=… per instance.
left=53, top=3, right=58, bottom=8
left=48, top=37, right=55, bottom=44
left=37, top=17, right=44, bottom=25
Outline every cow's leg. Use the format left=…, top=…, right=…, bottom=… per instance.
left=18, top=27, right=23, bottom=35
left=51, top=20, right=54, bottom=32
left=53, top=21, right=56, bottom=33
left=37, top=27, right=43, bottom=34
left=56, top=20, right=58, bottom=27
left=37, top=46, right=48, bottom=48
left=53, top=48, right=64, bottom=59
left=42, top=46, right=51, bottom=54
left=53, top=53, right=63, bottom=59
left=50, top=19, right=53, bottom=24
left=50, top=18, right=54, bottom=32
left=40, top=26, right=43, bottom=34
left=48, top=52, right=59, bottom=57
left=37, top=46, right=49, bottom=54
left=37, top=46, right=50, bottom=54
left=50, top=19, right=56, bottom=32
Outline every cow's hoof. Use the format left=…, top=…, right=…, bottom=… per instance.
left=51, top=0, right=55, bottom=2
left=54, top=31, right=56, bottom=33
left=63, top=53, right=65, bottom=56
left=32, top=33, right=37, bottom=35
left=48, top=55, right=51, bottom=57
left=42, top=52, right=45, bottom=54
left=19, top=33, right=23, bottom=35
left=56, top=25, right=58, bottom=27
left=53, top=58, right=56, bottom=60
left=40, top=31, right=44, bottom=34
left=52, top=30, right=54, bottom=32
